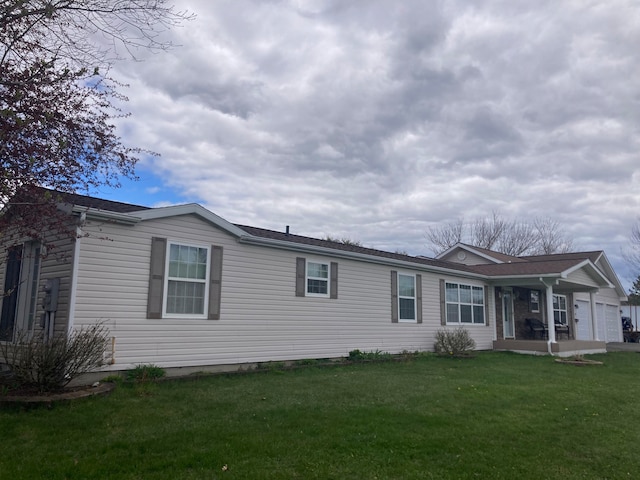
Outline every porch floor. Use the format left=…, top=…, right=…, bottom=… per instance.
left=492, top=339, right=607, bottom=357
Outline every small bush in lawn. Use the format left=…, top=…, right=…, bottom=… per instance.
left=348, top=349, right=393, bottom=362
left=0, top=324, right=109, bottom=393
left=434, top=328, right=476, bottom=357
left=126, top=364, right=166, bottom=383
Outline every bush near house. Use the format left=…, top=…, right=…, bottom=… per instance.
left=0, top=324, right=109, bottom=393
left=434, top=327, right=476, bottom=356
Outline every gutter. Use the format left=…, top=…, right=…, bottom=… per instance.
left=71, top=206, right=141, bottom=225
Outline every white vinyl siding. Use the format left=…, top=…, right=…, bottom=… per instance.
left=71, top=214, right=495, bottom=370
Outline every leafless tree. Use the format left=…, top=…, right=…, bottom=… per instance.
left=495, top=220, right=537, bottom=256
left=425, top=218, right=464, bottom=253
left=531, top=217, right=574, bottom=255
left=623, top=221, right=640, bottom=275
left=425, top=213, right=574, bottom=256
left=1, top=1, right=193, bottom=242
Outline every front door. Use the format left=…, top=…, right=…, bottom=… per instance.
left=503, top=290, right=514, bottom=338
left=575, top=299, right=591, bottom=340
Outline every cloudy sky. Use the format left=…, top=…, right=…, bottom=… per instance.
left=97, top=0, right=640, bottom=288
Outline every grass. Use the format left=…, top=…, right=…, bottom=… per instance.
left=1, top=351, right=640, bottom=479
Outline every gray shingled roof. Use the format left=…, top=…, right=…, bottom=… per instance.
left=54, top=190, right=150, bottom=213
left=236, top=225, right=476, bottom=272
left=465, top=258, right=589, bottom=276
left=50, top=189, right=610, bottom=281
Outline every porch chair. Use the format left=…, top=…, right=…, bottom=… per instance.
left=525, top=318, right=547, bottom=339
left=554, top=323, right=570, bottom=340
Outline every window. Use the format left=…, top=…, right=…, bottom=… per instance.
left=445, top=282, right=485, bottom=324
left=397, top=274, right=416, bottom=321
left=148, top=238, right=222, bottom=320
left=295, top=258, right=338, bottom=298
left=553, top=294, right=567, bottom=324
left=530, top=290, right=540, bottom=313
left=164, top=243, right=210, bottom=317
left=306, top=261, right=329, bottom=296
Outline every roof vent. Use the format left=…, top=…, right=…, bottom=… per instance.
left=286, top=225, right=290, bottom=236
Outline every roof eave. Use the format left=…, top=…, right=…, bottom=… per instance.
left=133, top=204, right=248, bottom=237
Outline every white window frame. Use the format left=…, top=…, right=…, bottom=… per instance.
left=306, top=260, right=330, bottom=297
left=162, top=241, right=210, bottom=319
left=445, top=282, right=485, bottom=325
left=530, top=290, right=540, bottom=313
left=398, top=273, right=416, bottom=323
left=553, top=294, right=567, bottom=325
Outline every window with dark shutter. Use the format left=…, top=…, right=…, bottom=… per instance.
left=296, top=258, right=338, bottom=299
left=147, top=238, right=223, bottom=320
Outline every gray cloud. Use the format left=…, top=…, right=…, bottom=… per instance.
left=111, top=0, right=640, bottom=288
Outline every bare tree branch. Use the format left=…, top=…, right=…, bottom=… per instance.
left=425, top=212, right=575, bottom=256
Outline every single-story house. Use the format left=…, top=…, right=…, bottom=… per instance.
left=0, top=190, right=627, bottom=375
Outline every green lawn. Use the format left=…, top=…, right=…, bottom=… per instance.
left=2, top=351, right=640, bottom=479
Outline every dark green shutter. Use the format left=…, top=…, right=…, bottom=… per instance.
left=147, top=237, right=167, bottom=319
left=439, top=279, right=446, bottom=325
left=330, top=262, right=338, bottom=299
left=391, top=271, right=398, bottom=323
left=208, top=246, right=223, bottom=320
left=296, top=257, right=306, bottom=297
left=416, top=274, right=422, bottom=324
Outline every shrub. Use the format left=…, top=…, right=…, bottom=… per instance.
left=434, top=328, right=476, bottom=357
left=348, top=349, right=393, bottom=362
left=0, top=324, right=109, bottom=393
left=126, top=364, right=166, bottom=383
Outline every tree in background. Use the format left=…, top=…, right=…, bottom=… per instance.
left=623, top=222, right=640, bottom=281
left=627, top=276, right=640, bottom=305
left=425, top=212, right=574, bottom=256
left=0, top=1, right=192, bottom=241
left=324, top=236, right=363, bottom=247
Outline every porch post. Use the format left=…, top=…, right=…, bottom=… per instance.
left=590, top=291, right=599, bottom=341
left=544, top=282, right=556, bottom=345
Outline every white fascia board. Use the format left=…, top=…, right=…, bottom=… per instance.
left=238, top=235, right=489, bottom=280
left=132, top=204, right=248, bottom=238
left=436, top=243, right=503, bottom=264
left=71, top=206, right=141, bottom=225
left=593, top=252, right=626, bottom=297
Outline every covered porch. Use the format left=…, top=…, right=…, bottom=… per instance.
left=490, top=267, right=611, bottom=356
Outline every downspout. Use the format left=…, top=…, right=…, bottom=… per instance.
left=590, top=291, right=599, bottom=341
left=66, top=214, right=85, bottom=335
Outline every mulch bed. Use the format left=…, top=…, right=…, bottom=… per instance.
left=0, top=380, right=115, bottom=407
left=554, top=358, right=603, bottom=366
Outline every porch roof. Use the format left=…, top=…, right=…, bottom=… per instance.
left=465, top=258, right=613, bottom=290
